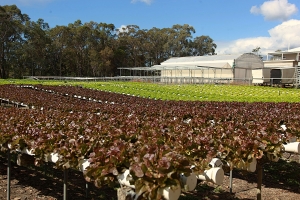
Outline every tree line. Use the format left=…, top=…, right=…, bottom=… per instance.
left=0, top=5, right=217, bottom=79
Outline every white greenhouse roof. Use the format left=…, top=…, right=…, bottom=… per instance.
left=162, top=54, right=242, bottom=64
left=159, top=54, right=244, bottom=69
left=152, top=62, right=232, bottom=69
left=119, top=62, right=232, bottom=71
left=283, top=47, right=300, bottom=53
left=118, top=53, right=264, bottom=71
left=268, top=47, right=300, bottom=55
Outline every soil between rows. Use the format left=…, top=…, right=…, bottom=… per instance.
left=0, top=153, right=300, bottom=200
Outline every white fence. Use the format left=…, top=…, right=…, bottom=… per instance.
left=23, top=76, right=300, bottom=87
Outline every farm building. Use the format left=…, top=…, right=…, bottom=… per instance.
left=155, top=53, right=264, bottom=84
left=119, top=53, right=264, bottom=84
left=262, top=47, right=300, bottom=85
left=119, top=48, right=300, bottom=86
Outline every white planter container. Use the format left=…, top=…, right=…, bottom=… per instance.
left=20, top=148, right=35, bottom=156
left=161, top=186, right=181, bottom=200
left=246, top=157, right=257, bottom=172
left=180, top=173, right=197, bottom=191
left=78, top=159, right=90, bottom=171
left=283, top=142, right=300, bottom=154
left=117, top=170, right=135, bottom=188
left=118, top=170, right=181, bottom=200
left=45, top=153, right=59, bottom=163
left=209, top=158, right=223, bottom=168
left=196, top=167, right=224, bottom=185
left=232, top=157, right=257, bottom=172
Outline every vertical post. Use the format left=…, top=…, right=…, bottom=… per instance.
left=7, top=150, right=11, bottom=200
left=229, top=170, right=233, bottom=194
left=85, top=182, right=89, bottom=198
left=257, top=163, right=263, bottom=200
left=64, top=169, right=68, bottom=200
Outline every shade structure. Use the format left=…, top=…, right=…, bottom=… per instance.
left=118, top=53, right=265, bottom=84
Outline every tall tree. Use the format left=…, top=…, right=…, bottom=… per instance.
left=23, top=18, right=50, bottom=76
left=48, top=25, right=72, bottom=76
left=191, top=35, right=217, bottom=56
left=164, top=24, right=195, bottom=57
left=252, top=46, right=261, bottom=55
left=67, top=20, right=91, bottom=76
left=86, top=22, right=116, bottom=76
left=1, top=4, right=221, bottom=78
left=146, top=27, right=169, bottom=65
left=0, top=5, right=28, bottom=78
left=117, top=25, right=143, bottom=67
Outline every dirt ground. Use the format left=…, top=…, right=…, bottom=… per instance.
left=0, top=153, right=300, bottom=200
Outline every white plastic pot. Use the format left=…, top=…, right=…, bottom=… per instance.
left=50, top=153, right=59, bottom=163
left=196, top=167, right=224, bottom=185
left=209, top=158, right=223, bottom=168
left=232, top=157, right=257, bottom=172
left=78, top=159, right=90, bottom=171
left=246, top=157, right=257, bottom=172
left=117, top=169, right=135, bottom=188
left=20, top=148, right=35, bottom=156
left=180, top=173, right=197, bottom=191
left=161, top=186, right=181, bottom=200
left=118, top=170, right=181, bottom=200
left=283, top=142, right=300, bottom=154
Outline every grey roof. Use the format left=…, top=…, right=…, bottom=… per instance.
left=152, top=62, right=232, bottom=69
left=235, top=53, right=264, bottom=69
left=161, top=54, right=242, bottom=64
left=118, top=53, right=263, bottom=71
left=268, top=47, right=300, bottom=55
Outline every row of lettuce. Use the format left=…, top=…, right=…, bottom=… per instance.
left=92, top=82, right=300, bottom=102
left=0, top=84, right=299, bottom=199
left=3, top=79, right=300, bottom=102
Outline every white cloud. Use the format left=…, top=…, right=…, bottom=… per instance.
left=250, top=0, right=298, bottom=21
left=216, top=19, right=300, bottom=55
left=131, top=0, right=154, bottom=5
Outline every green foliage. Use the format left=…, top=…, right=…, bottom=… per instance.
left=84, top=81, right=300, bottom=103
left=2, top=80, right=300, bottom=103
left=1, top=4, right=217, bottom=78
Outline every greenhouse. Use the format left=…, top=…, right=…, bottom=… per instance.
left=119, top=53, right=264, bottom=84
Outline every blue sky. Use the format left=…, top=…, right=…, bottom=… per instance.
left=2, top=0, right=300, bottom=55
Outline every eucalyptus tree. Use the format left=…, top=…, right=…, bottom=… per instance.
left=190, top=35, right=217, bottom=56
left=164, top=24, right=195, bottom=58
left=116, top=25, right=144, bottom=67
left=86, top=21, right=116, bottom=76
left=133, top=28, right=149, bottom=67
left=146, top=27, right=169, bottom=66
left=252, top=46, right=261, bottom=55
left=67, top=20, right=91, bottom=76
left=48, top=25, right=72, bottom=76
left=23, top=18, right=51, bottom=76
left=0, top=5, right=29, bottom=78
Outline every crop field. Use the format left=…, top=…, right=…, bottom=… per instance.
left=2, top=79, right=300, bottom=102
left=0, top=79, right=300, bottom=200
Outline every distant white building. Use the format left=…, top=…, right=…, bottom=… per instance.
left=119, top=48, right=300, bottom=85
left=262, top=47, right=300, bottom=85
left=151, top=53, right=263, bottom=84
